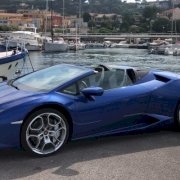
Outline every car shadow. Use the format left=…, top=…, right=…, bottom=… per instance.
left=0, top=130, right=180, bottom=179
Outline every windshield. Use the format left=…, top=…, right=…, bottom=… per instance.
left=12, top=64, right=88, bottom=92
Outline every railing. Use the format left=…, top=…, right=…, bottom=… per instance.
left=54, top=33, right=180, bottom=38
left=69, top=33, right=180, bottom=35
left=0, top=32, right=179, bottom=39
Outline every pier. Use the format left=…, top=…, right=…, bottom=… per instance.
left=61, top=33, right=180, bottom=41
left=0, top=32, right=179, bottom=42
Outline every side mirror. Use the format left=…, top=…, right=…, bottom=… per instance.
left=81, top=87, right=104, bottom=97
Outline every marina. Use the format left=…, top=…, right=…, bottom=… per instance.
left=1, top=0, right=180, bottom=179
left=0, top=34, right=180, bottom=81
left=29, top=48, right=180, bottom=73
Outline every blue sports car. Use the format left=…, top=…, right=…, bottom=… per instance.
left=0, top=63, right=180, bottom=156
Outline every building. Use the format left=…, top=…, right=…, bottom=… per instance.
left=173, top=0, right=180, bottom=6
left=162, top=8, right=180, bottom=20
left=90, top=13, right=122, bottom=24
left=137, top=0, right=170, bottom=10
left=0, top=10, right=7, bottom=13
left=0, top=13, right=23, bottom=26
left=90, top=13, right=122, bottom=28
left=0, top=10, right=63, bottom=32
left=44, top=13, right=63, bottom=32
left=65, top=16, right=88, bottom=34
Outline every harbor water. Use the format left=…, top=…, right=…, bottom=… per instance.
left=29, top=48, right=180, bottom=73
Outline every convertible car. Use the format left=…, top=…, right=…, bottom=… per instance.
left=0, top=63, right=180, bottom=156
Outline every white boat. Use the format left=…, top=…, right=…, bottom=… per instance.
left=4, top=27, right=43, bottom=51
left=164, top=46, right=174, bottom=55
left=113, top=41, right=130, bottom=48
left=68, top=38, right=86, bottom=51
left=44, top=38, right=68, bottom=52
left=85, top=42, right=105, bottom=49
left=43, top=0, right=68, bottom=53
left=103, top=41, right=112, bottom=48
left=0, top=49, right=27, bottom=82
left=159, top=44, right=180, bottom=56
left=173, top=48, right=180, bottom=56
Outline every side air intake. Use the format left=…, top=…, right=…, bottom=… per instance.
left=154, top=74, right=170, bottom=83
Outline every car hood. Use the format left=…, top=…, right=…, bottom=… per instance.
left=0, top=82, right=43, bottom=107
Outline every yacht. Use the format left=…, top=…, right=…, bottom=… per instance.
left=4, top=27, right=43, bottom=51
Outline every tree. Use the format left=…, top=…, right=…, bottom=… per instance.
left=83, top=12, right=91, bottom=22
left=0, top=25, right=19, bottom=31
left=98, top=27, right=112, bottom=33
left=152, top=18, right=170, bottom=33
left=176, top=20, right=180, bottom=33
left=120, top=14, right=135, bottom=32
left=88, top=19, right=96, bottom=28
left=143, top=6, right=158, bottom=20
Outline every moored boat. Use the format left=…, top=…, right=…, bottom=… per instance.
left=0, top=49, right=27, bottom=82
left=3, top=27, right=43, bottom=51
left=113, top=41, right=130, bottom=48
left=44, top=38, right=68, bottom=53
left=68, top=38, right=86, bottom=51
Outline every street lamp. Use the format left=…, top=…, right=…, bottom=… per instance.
left=162, top=25, right=165, bottom=33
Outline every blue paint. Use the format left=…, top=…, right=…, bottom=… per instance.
left=0, top=51, right=26, bottom=65
left=0, top=64, right=179, bottom=149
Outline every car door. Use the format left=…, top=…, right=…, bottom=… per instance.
left=72, top=70, right=152, bottom=138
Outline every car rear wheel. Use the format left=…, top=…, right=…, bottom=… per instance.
left=21, top=108, right=69, bottom=156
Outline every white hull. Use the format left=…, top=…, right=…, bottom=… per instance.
left=164, top=48, right=173, bottom=55
left=0, top=50, right=26, bottom=82
left=5, top=31, right=43, bottom=51
left=26, top=44, right=42, bottom=51
left=173, top=48, right=180, bottom=56
left=44, top=42, right=68, bottom=52
left=115, top=44, right=130, bottom=48
left=68, top=43, right=86, bottom=51
left=0, top=58, right=23, bottom=82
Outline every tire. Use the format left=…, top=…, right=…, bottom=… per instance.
left=21, top=108, right=69, bottom=156
left=175, top=103, right=180, bottom=131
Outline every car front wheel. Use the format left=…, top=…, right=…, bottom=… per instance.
left=21, top=108, right=69, bottom=156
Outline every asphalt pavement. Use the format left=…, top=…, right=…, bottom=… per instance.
left=0, top=130, right=180, bottom=180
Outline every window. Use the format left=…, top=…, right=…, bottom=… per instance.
left=12, top=64, right=89, bottom=92
left=78, top=69, right=132, bottom=91
left=61, top=84, right=77, bottom=96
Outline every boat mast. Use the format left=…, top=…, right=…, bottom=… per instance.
left=76, top=23, right=78, bottom=51
left=79, top=0, right=82, bottom=18
left=62, top=0, right=65, bottom=36
left=171, top=0, right=177, bottom=42
left=51, top=0, right=54, bottom=43
left=45, top=0, right=48, bottom=39
left=171, top=0, right=175, bottom=37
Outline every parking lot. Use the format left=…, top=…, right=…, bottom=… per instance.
left=0, top=130, right=180, bottom=180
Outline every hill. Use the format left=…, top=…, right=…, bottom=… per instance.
left=0, top=0, right=138, bottom=16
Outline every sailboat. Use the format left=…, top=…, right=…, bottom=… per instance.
left=68, top=0, right=86, bottom=51
left=68, top=24, right=86, bottom=51
left=44, top=0, right=68, bottom=53
left=164, top=2, right=179, bottom=55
